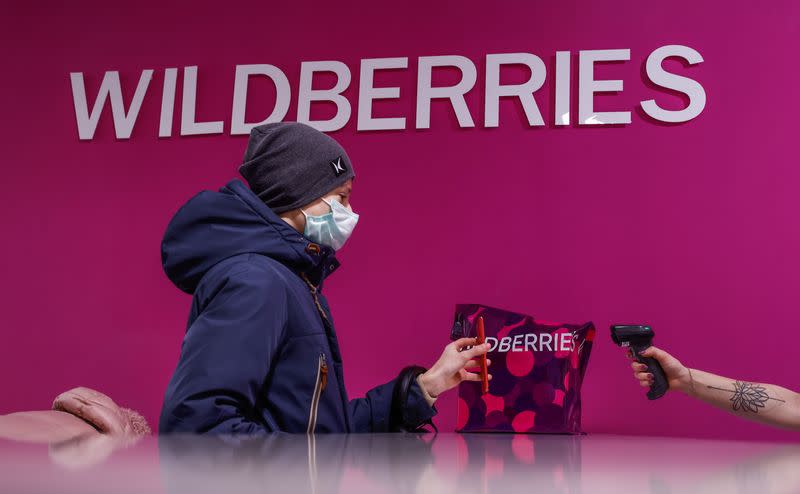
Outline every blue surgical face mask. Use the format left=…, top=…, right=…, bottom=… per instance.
left=302, top=198, right=359, bottom=251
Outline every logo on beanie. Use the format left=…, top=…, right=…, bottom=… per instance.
left=330, top=156, right=347, bottom=177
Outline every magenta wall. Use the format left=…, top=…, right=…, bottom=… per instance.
left=2, top=1, right=799, bottom=442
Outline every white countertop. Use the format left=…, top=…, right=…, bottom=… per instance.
left=1, top=433, right=798, bottom=494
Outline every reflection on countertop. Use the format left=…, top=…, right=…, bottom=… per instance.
left=1, top=432, right=799, bottom=494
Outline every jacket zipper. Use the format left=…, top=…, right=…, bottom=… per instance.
left=300, top=272, right=343, bottom=430
left=307, top=353, right=328, bottom=434
left=301, top=273, right=331, bottom=325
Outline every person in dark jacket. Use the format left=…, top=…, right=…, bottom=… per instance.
left=159, top=122, right=490, bottom=434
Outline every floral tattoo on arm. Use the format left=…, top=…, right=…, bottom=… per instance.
left=708, top=381, right=786, bottom=414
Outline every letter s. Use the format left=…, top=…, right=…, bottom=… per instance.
left=641, top=45, right=706, bottom=123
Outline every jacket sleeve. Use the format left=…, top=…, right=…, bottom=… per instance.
left=159, top=264, right=288, bottom=434
left=348, top=371, right=437, bottom=433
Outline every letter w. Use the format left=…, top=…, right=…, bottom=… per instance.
left=70, top=70, right=153, bottom=140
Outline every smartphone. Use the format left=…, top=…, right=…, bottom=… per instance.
left=476, top=316, right=489, bottom=394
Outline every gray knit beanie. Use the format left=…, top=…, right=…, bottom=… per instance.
left=238, top=122, right=355, bottom=214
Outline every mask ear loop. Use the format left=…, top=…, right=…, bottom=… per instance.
left=300, top=199, right=332, bottom=233
left=321, top=198, right=339, bottom=212
left=325, top=197, right=357, bottom=216
left=309, top=198, right=336, bottom=214
left=299, top=209, right=311, bottom=235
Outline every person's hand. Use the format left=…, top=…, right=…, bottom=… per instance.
left=628, top=346, right=692, bottom=394
left=418, top=338, right=492, bottom=398
left=52, top=387, right=133, bottom=438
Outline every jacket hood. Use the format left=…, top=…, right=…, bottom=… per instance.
left=161, top=179, right=340, bottom=294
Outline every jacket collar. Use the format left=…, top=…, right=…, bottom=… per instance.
left=225, top=179, right=341, bottom=287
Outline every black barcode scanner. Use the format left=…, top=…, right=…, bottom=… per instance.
left=610, top=325, right=668, bottom=400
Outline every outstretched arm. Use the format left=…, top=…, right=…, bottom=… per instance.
left=630, top=346, right=800, bottom=430
left=348, top=338, right=492, bottom=432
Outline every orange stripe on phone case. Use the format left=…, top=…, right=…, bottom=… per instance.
left=476, top=316, right=489, bottom=394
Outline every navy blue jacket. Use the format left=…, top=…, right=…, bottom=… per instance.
left=158, top=179, right=436, bottom=434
